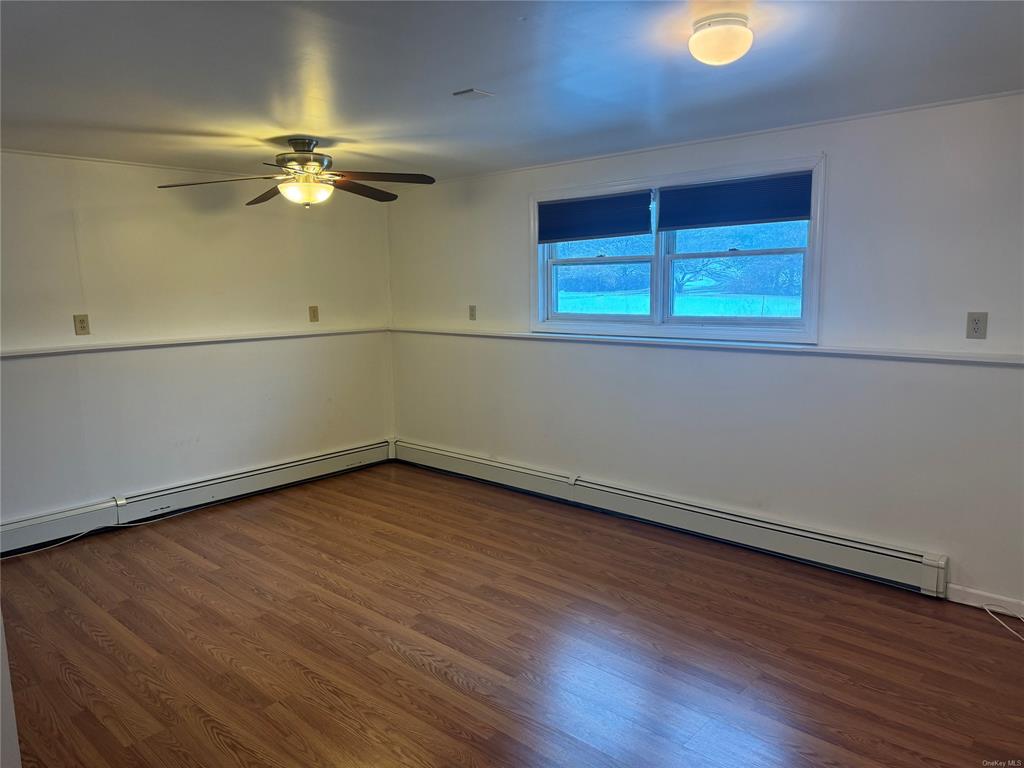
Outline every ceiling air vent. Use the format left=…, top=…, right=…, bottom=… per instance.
left=452, top=88, right=494, bottom=100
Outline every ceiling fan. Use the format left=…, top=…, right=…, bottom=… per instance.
left=158, top=137, right=434, bottom=207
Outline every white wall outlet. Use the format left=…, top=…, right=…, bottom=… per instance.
left=966, top=311, right=988, bottom=339
left=308, top=305, right=320, bottom=323
left=468, top=304, right=477, bottom=321
left=72, top=314, right=90, bottom=335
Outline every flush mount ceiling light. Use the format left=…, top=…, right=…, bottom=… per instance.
left=688, top=12, right=754, bottom=66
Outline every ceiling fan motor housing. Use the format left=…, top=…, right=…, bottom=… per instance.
left=276, top=151, right=332, bottom=174
left=277, top=137, right=332, bottom=174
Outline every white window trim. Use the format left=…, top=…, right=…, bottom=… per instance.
left=529, top=154, right=827, bottom=344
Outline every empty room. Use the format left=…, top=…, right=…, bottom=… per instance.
left=1, top=1, right=1022, bottom=766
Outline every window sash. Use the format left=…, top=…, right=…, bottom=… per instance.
left=664, top=247, right=808, bottom=324
left=549, top=246, right=656, bottom=260
left=545, top=250, right=656, bottom=322
left=667, top=246, right=806, bottom=260
left=545, top=247, right=810, bottom=324
left=547, top=254, right=655, bottom=267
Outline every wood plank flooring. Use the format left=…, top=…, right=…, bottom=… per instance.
left=2, top=462, right=1021, bottom=767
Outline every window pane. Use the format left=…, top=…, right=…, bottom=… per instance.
left=669, top=220, right=808, bottom=254
left=549, top=233, right=654, bottom=259
left=553, top=262, right=651, bottom=315
left=671, top=253, right=803, bottom=318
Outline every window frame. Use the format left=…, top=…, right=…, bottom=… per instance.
left=530, top=155, right=826, bottom=344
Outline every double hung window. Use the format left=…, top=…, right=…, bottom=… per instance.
left=534, top=161, right=822, bottom=343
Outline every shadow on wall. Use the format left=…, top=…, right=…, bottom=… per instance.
left=159, top=176, right=273, bottom=215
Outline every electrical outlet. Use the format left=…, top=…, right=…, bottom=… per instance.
left=308, top=305, right=320, bottom=323
left=468, top=304, right=477, bottom=321
left=966, top=311, right=988, bottom=339
left=73, top=314, right=91, bottom=335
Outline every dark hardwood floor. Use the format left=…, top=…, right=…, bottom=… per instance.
left=2, top=462, right=1021, bottom=767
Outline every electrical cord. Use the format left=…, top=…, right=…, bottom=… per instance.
left=983, top=604, right=1024, bottom=642
left=0, top=501, right=222, bottom=561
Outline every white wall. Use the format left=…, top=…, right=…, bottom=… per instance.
left=2, top=152, right=392, bottom=350
left=388, top=95, right=1024, bottom=602
left=390, top=95, right=1023, bottom=355
left=2, top=96, right=1022, bottom=603
left=2, top=332, right=392, bottom=522
left=393, top=333, right=1023, bottom=600
left=1, top=152, right=394, bottom=523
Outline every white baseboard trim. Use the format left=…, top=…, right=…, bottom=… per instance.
left=0, top=441, right=390, bottom=553
left=394, top=439, right=950, bottom=597
left=946, top=584, right=1024, bottom=616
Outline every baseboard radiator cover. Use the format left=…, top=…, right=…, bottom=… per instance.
left=1, top=441, right=390, bottom=552
left=0, top=499, right=119, bottom=553
left=394, top=440, right=950, bottom=597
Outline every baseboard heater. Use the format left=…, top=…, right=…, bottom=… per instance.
left=1, top=441, right=390, bottom=553
left=2, top=438, right=949, bottom=598
left=394, top=440, right=949, bottom=597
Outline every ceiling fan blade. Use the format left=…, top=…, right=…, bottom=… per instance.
left=157, top=175, right=280, bottom=189
left=335, top=171, right=435, bottom=185
left=333, top=179, right=398, bottom=202
left=245, top=186, right=281, bottom=206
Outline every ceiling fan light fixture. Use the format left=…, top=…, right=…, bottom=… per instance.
left=277, top=176, right=334, bottom=205
left=688, top=13, right=753, bottom=66
left=157, top=136, right=435, bottom=207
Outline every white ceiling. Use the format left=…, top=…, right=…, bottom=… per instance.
left=2, top=1, right=1021, bottom=179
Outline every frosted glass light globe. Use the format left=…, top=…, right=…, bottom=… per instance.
left=689, top=13, right=754, bottom=66
left=278, top=176, right=334, bottom=205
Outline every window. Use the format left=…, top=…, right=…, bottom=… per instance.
left=534, top=160, right=822, bottom=343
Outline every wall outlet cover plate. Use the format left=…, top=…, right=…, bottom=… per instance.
left=73, top=314, right=90, bottom=335
left=966, top=311, right=988, bottom=339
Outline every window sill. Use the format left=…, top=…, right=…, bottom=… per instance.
left=532, top=318, right=818, bottom=344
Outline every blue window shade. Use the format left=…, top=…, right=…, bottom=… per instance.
left=658, top=172, right=812, bottom=231
left=538, top=191, right=652, bottom=244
